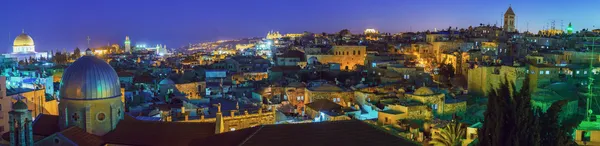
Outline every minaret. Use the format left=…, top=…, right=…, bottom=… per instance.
left=124, top=36, right=131, bottom=53
left=567, top=22, right=574, bottom=35
left=9, top=100, right=34, bottom=146
left=503, top=5, right=516, bottom=32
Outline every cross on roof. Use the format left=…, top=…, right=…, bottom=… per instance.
left=72, top=113, right=80, bottom=121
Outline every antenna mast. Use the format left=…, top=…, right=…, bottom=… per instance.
left=585, top=36, right=597, bottom=121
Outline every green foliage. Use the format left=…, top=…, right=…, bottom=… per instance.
left=430, top=122, right=465, bottom=146
left=478, top=77, right=581, bottom=146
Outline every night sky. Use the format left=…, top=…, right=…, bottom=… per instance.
left=1, top=0, right=599, bottom=52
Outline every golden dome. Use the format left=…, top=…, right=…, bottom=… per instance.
left=14, top=33, right=34, bottom=46
left=414, top=87, right=435, bottom=96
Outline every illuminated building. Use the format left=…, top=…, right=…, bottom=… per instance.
left=539, top=29, right=564, bottom=36
left=306, top=46, right=367, bottom=70
left=124, top=36, right=131, bottom=53
left=0, top=76, right=11, bottom=135
left=305, top=81, right=354, bottom=107
left=266, top=30, right=282, bottom=40
left=364, top=28, right=380, bottom=41
left=4, top=31, right=48, bottom=60
left=503, top=6, right=516, bottom=32
left=284, top=33, right=303, bottom=38
left=235, top=44, right=254, bottom=50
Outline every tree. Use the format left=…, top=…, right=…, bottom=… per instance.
left=479, top=77, right=539, bottom=146
left=430, top=122, right=465, bottom=146
left=72, top=47, right=81, bottom=60
left=478, top=77, right=579, bottom=146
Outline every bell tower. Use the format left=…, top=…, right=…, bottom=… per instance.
left=9, top=100, right=33, bottom=146
left=504, top=5, right=516, bottom=32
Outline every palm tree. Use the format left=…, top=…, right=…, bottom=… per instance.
left=429, top=122, right=465, bottom=146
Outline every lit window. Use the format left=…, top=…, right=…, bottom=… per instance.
left=577, top=71, right=580, bottom=74
left=546, top=71, right=550, bottom=74
left=230, top=128, right=236, bottom=131
left=540, top=71, right=543, bottom=75
left=584, top=71, right=588, bottom=74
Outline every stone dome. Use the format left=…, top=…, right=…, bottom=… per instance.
left=13, top=33, right=34, bottom=46
left=159, top=78, right=175, bottom=85
left=414, top=87, right=435, bottom=96
left=59, top=56, right=121, bottom=100
left=12, top=100, right=28, bottom=111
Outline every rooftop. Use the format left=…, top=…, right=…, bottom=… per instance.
left=189, top=120, right=417, bottom=146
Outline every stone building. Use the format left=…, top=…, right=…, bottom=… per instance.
left=306, top=46, right=367, bottom=70
left=468, top=65, right=526, bottom=96
left=503, top=6, right=516, bottom=32
left=305, top=83, right=354, bottom=107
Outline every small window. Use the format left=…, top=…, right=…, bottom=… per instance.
left=545, top=71, right=550, bottom=74
left=540, top=71, right=543, bottom=75
left=584, top=71, right=588, bottom=74
left=577, top=71, right=580, bottom=74
left=97, top=112, right=106, bottom=122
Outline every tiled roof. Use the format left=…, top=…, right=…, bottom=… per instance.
left=305, top=99, right=342, bottom=112
left=102, top=119, right=216, bottom=146
left=58, top=127, right=105, bottom=146
left=32, top=114, right=60, bottom=136
left=189, top=120, right=417, bottom=146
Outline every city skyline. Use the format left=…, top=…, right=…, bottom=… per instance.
left=1, top=0, right=600, bottom=52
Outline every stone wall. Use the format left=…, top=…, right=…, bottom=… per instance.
left=467, top=66, right=526, bottom=97
left=440, top=101, right=467, bottom=117
left=183, top=111, right=276, bottom=133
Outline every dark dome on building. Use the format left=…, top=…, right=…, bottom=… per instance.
left=159, top=78, right=176, bottom=85
left=12, top=100, right=28, bottom=111
left=59, top=56, right=121, bottom=100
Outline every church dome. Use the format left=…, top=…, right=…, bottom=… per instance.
left=159, top=78, right=175, bottom=85
left=12, top=100, right=28, bottom=111
left=13, top=33, right=34, bottom=46
left=414, top=87, right=435, bottom=96
left=59, top=56, right=121, bottom=100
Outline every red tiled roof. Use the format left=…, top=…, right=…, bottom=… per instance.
left=58, top=127, right=105, bottom=146
left=32, top=114, right=60, bottom=136
left=305, top=99, right=342, bottom=112
left=103, top=119, right=216, bottom=146
left=190, top=120, right=416, bottom=146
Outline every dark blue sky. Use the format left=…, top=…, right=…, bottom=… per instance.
left=1, top=0, right=599, bottom=53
